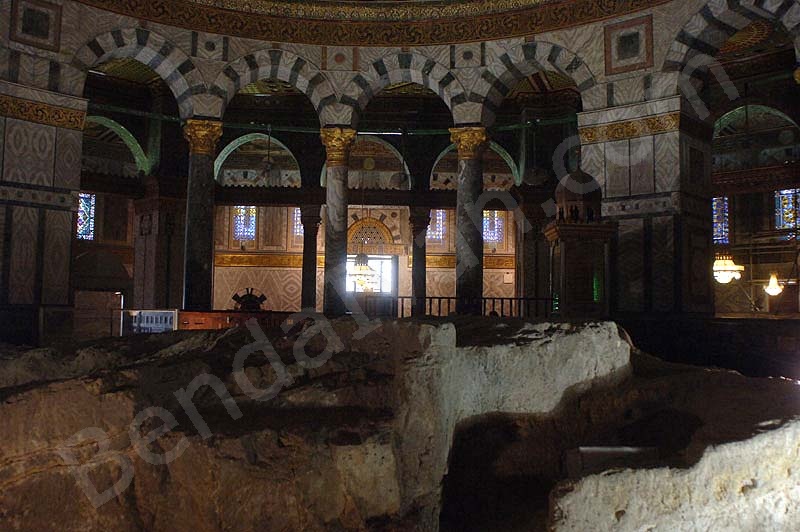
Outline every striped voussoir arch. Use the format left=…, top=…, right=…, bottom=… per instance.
left=340, top=52, right=470, bottom=126
left=72, top=29, right=201, bottom=119
left=663, top=0, right=800, bottom=81
left=210, top=49, right=337, bottom=123
left=475, top=41, right=596, bottom=126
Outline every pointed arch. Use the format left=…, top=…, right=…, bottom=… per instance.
left=320, top=135, right=412, bottom=190
left=214, top=133, right=300, bottom=181
left=210, top=49, right=338, bottom=124
left=85, top=115, right=150, bottom=174
left=430, top=141, right=521, bottom=186
left=340, top=52, right=469, bottom=127
left=662, top=0, right=800, bottom=90
left=476, top=41, right=596, bottom=126
left=72, top=29, right=201, bottom=119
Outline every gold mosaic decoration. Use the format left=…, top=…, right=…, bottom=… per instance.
left=183, top=119, right=223, bottom=155
left=73, top=0, right=670, bottom=45
left=450, top=127, right=489, bottom=161
left=579, top=112, right=681, bottom=144
left=0, top=94, right=85, bottom=130
left=320, top=128, right=357, bottom=167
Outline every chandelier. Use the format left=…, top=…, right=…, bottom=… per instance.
left=764, top=273, right=784, bottom=296
left=712, top=253, right=744, bottom=284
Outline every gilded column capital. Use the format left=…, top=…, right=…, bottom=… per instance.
left=183, top=119, right=223, bottom=156
left=449, top=126, right=489, bottom=160
left=320, top=127, right=357, bottom=167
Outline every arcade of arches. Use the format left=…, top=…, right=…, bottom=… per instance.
left=0, top=0, right=799, bottom=354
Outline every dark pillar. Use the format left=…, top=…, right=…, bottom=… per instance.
left=513, top=183, right=554, bottom=318
left=450, top=127, right=489, bottom=315
left=300, top=204, right=322, bottom=310
left=320, top=127, right=356, bottom=317
left=409, top=207, right=431, bottom=317
left=182, top=119, right=222, bottom=311
left=133, top=176, right=185, bottom=309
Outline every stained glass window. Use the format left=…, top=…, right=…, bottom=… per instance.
left=427, top=209, right=446, bottom=241
left=712, top=196, right=729, bottom=245
left=293, top=207, right=304, bottom=236
left=76, top=193, right=96, bottom=240
left=233, top=206, right=257, bottom=241
left=775, top=189, right=798, bottom=235
left=483, top=210, right=504, bottom=243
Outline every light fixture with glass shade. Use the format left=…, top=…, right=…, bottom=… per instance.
left=712, top=252, right=745, bottom=284
left=764, top=273, right=784, bottom=296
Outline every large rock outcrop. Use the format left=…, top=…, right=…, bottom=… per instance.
left=0, top=318, right=627, bottom=531
left=2, top=317, right=800, bottom=531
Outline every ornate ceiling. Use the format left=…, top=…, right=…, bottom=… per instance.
left=74, top=0, right=669, bottom=45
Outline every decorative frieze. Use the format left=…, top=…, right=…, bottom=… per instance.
left=0, top=184, right=76, bottom=210
left=72, top=0, right=670, bottom=46
left=579, top=112, right=680, bottom=144
left=0, top=93, right=85, bottom=130
left=407, top=254, right=514, bottom=269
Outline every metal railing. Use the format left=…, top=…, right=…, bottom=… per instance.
left=357, top=295, right=552, bottom=319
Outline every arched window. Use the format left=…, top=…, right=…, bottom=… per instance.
left=775, top=189, right=798, bottom=235
left=76, top=193, right=97, bottom=240
left=427, top=209, right=446, bottom=241
left=233, top=206, right=257, bottom=241
left=483, top=211, right=504, bottom=244
left=712, top=196, right=729, bottom=245
left=292, top=207, right=304, bottom=236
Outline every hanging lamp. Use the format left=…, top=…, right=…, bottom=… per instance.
left=712, top=252, right=745, bottom=284
left=764, top=273, right=784, bottom=296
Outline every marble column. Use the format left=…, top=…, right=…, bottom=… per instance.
left=320, top=127, right=356, bottom=317
left=182, top=119, right=222, bottom=311
left=300, top=204, right=322, bottom=310
left=409, top=207, right=431, bottom=317
left=450, top=127, right=489, bottom=315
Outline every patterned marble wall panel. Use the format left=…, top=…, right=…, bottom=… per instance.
left=2, top=118, right=55, bottom=186
left=581, top=142, right=605, bottom=190
left=415, top=45, right=449, bottom=67
left=41, top=209, right=71, bottom=305
left=0, top=117, right=4, bottom=174
left=214, top=267, right=302, bottom=311
left=611, top=77, right=645, bottom=106
left=605, top=139, right=630, bottom=197
left=9, top=205, right=38, bottom=305
left=651, top=214, right=675, bottom=312
left=16, top=53, right=50, bottom=90
left=629, top=135, right=654, bottom=195
left=539, top=25, right=604, bottom=80
left=60, top=2, right=136, bottom=57
left=617, top=218, right=644, bottom=312
left=54, top=127, right=82, bottom=189
left=484, top=271, right=515, bottom=298
left=0, top=204, right=4, bottom=296
left=427, top=270, right=455, bottom=298
left=654, top=130, right=679, bottom=193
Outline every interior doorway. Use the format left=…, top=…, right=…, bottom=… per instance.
left=346, top=254, right=399, bottom=317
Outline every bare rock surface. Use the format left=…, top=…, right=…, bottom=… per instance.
left=1, top=317, right=798, bottom=531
